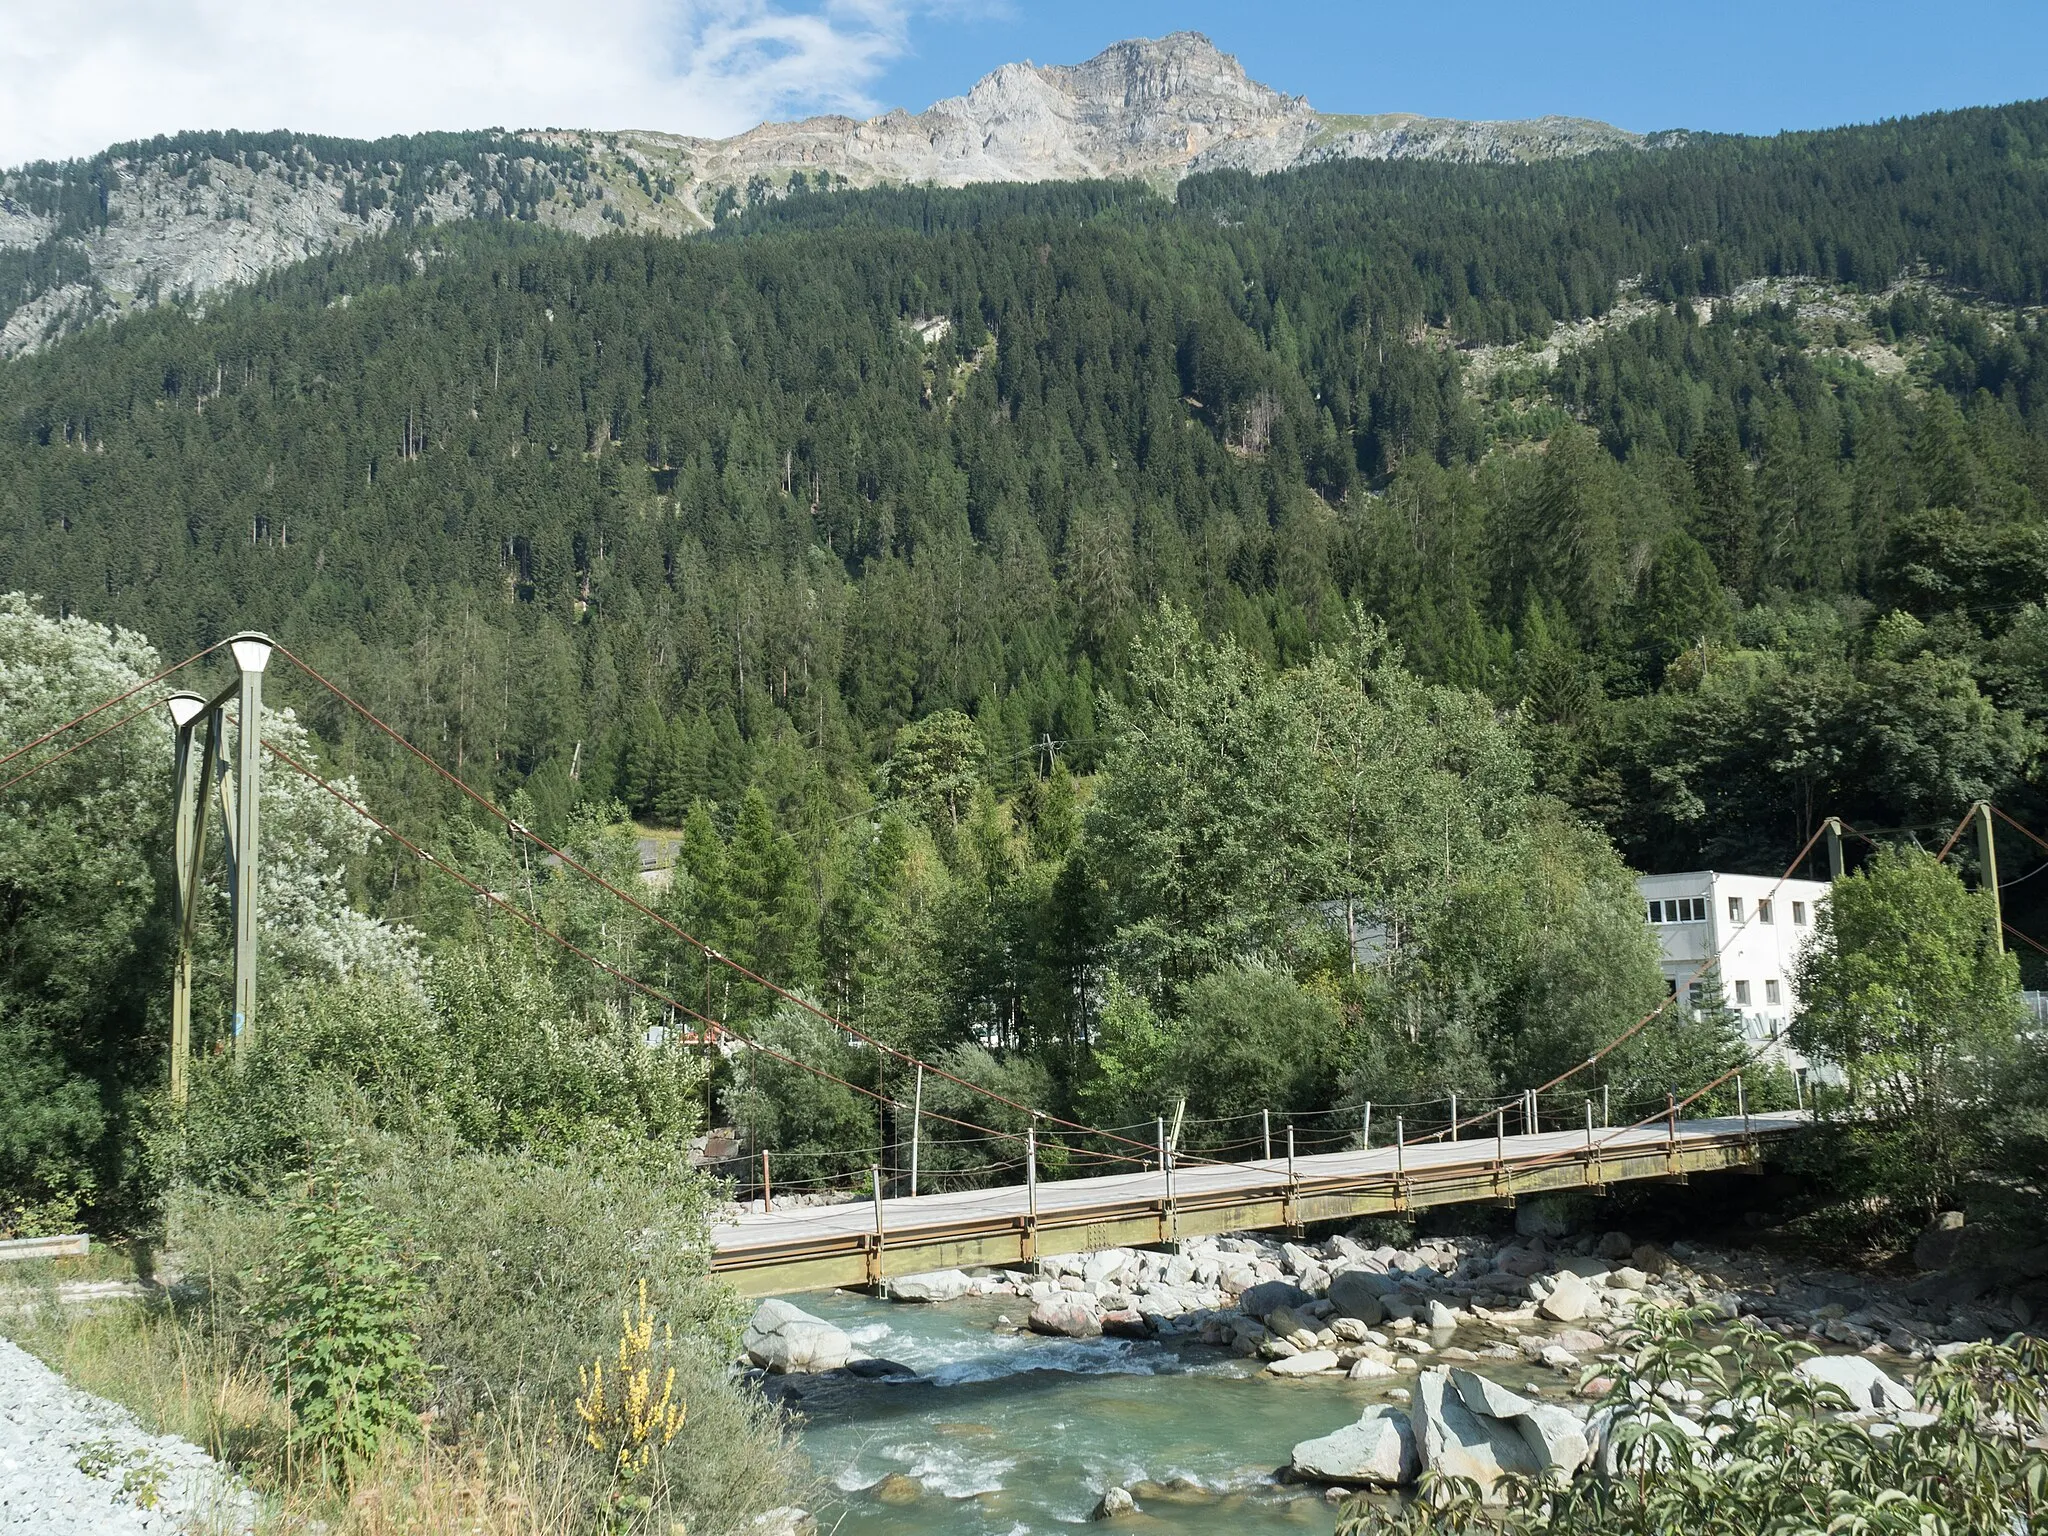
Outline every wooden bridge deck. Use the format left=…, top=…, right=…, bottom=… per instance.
left=710, top=1110, right=1807, bottom=1296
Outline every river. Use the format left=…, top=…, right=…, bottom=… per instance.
left=785, top=1290, right=1431, bottom=1534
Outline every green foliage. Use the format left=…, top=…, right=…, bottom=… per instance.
left=1791, top=845, right=2025, bottom=1217
left=1337, top=1308, right=2048, bottom=1535
left=248, top=1158, right=430, bottom=1481
left=165, top=947, right=708, bottom=1194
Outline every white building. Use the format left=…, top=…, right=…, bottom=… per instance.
left=1635, top=869, right=1831, bottom=1089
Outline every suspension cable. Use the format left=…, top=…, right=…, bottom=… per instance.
left=259, top=736, right=1086, bottom=1158
left=0, top=695, right=163, bottom=794
left=0, top=640, right=222, bottom=770
left=269, top=643, right=1163, bottom=1159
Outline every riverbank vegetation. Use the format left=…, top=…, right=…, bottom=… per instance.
left=6, top=90, right=2048, bottom=1533
left=1336, top=1307, right=2048, bottom=1534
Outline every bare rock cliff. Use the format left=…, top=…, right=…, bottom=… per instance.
left=0, top=33, right=1649, bottom=355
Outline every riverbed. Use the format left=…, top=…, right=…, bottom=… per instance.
left=787, top=1291, right=1437, bottom=1534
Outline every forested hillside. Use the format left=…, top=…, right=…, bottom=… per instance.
left=5, top=93, right=2048, bottom=1225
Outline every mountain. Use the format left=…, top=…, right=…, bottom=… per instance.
left=0, top=33, right=1649, bottom=356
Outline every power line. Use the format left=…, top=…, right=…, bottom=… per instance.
left=0, top=694, right=163, bottom=795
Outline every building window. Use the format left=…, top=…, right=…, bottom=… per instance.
left=1665, top=978, right=1677, bottom=997
left=1792, top=901, right=1807, bottom=926
left=1650, top=896, right=1706, bottom=924
left=1734, top=979, right=1752, bottom=1005
left=1765, top=978, right=1781, bottom=1005
left=1728, top=895, right=1744, bottom=922
left=1758, top=898, right=1773, bottom=924
left=1688, top=982, right=1704, bottom=1007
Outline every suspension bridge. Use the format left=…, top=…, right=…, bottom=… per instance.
left=708, top=1107, right=1808, bottom=1296
left=14, top=629, right=2035, bottom=1301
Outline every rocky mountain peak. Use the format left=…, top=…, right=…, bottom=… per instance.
left=0, top=34, right=1650, bottom=356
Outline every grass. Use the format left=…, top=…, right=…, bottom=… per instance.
left=2, top=1293, right=615, bottom=1535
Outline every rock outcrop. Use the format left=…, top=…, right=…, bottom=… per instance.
left=0, top=33, right=1649, bottom=355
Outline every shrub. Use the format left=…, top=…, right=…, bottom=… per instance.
left=1337, top=1306, right=2048, bottom=1534
left=247, top=1159, right=430, bottom=1482
left=174, top=1129, right=797, bottom=1531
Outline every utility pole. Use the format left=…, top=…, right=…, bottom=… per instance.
left=165, top=692, right=210, bottom=1105
left=163, top=633, right=272, bottom=1087
left=1975, top=800, right=2003, bottom=953
left=227, top=634, right=273, bottom=1066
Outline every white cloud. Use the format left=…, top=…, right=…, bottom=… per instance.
left=0, top=0, right=927, bottom=165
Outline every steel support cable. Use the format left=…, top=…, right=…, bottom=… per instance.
left=1934, top=805, right=1978, bottom=862
left=1404, top=818, right=1834, bottom=1151
left=1499, top=1031, right=1798, bottom=1180
left=0, top=695, right=164, bottom=795
left=258, top=738, right=1064, bottom=1158
left=0, top=640, right=223, bottom=771
left=271, top=644, right=1170, bottom=1163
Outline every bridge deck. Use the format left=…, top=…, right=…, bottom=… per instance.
left=711, top=1110, right=1807, bottom=1296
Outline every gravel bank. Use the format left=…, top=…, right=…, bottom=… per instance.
left=0, top=1336, right=255, bottom=1534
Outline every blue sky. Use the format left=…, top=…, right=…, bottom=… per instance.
left=874, top=0, right=2048, bottom=135
left=6, top=0, right=2044, bottom=166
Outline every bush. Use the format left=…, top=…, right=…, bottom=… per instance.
left=248, top=1159, right=430, bottom=1481
left=174, top=1129, right=796, bottom=1531
left=1337, top=1307, right=2048, bottom=1534
left=162, top=952, right=709, bottom=1197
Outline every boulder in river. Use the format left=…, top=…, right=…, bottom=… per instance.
left=1239, top=1279, right=1312, bottom=1320
left=888, top=1269, right=972, bottom=1303
left=1029, top=1293, right=1104, bottom=1338
left=1325, top=1270, right=1388, bottom=1324
left=1090, top=1486, right=1136, bottom=1520
left=1266, top=1348, right=1342, bottom=1376
left=1537, top=1270, right=1597, bottom=1322
left=1446, top=1370, right=1589, bottom=1480
left=1415, top=1370, right=1542, bottom=1498
left=1291, top=1404, right=1418, bottom=1485
left=744, top=1300, right=855, bottom=1374
left=1795, top=1355, right=1916, bottom=1412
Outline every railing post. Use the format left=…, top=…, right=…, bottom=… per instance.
left=761, top=1149, right=772, bottom=1213
left=870, top=1163, right=885, bottom=1290
left=1738, top=1074, right=1750, bottom=1139
left=1395, top=1116, right=1405, bottom=1181
left=1666, top=1092, right=1678, bottom=1149
left=1448, top=1093, right=1458, bottom=1142
left=1286, top=1124, right=1296, bottom=1183
left=1362, top=1101, right=1372, bottom=1149
left=1158, top=1115, right=1174, bottom=1241
left=909, top=1062, right=923, bottom=1198
left=1585, top=1098, right=1595, bottom=1153
left=1262, top=1107, right=1271, bottom=1161
left=1602, top=1083, right=1610, bottom=1129
left=1027, top=1126, right=1038, bottom=1222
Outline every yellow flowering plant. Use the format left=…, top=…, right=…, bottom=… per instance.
left=574, top=1279, right=687, bottom=1478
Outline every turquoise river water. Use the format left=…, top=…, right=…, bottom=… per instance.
left=784, top=1291, right=1470, bottom=1535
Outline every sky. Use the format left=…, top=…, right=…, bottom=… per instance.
left=2, top=0, right=2044, bottom=167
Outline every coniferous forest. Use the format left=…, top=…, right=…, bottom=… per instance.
left=6, top=94, right=2048, bottom=1223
